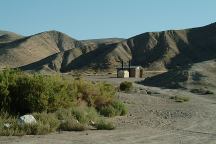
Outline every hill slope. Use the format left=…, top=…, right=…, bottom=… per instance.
left=0, top=30, right=24, bottom=43
left=1, top=22, right=216, bottom=72
left=0, top=31, right=83, bottom=68
left=126, top=22, right=216, bottom=70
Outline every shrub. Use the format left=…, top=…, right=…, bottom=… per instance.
left=22, top=122, right=50, bottom=135
left=119, top=81, right=133, bottom=92
left=71, top=106, right=101, bottom=124
left=0, top=113, right=26, bottom=136
left=59, top=118, right=86, bottom=131
left=94, top=119, right=115, bottom=130
left=112, top=101, right=127, bottom=116
left=71, top=107, right=88, bottom=124
left=190, top=88, right=214, bottom=95
left=99, top=105, right=116, bottom=117
left=33, top=112, right=60, bottom=133
left=170, top=96, right=190, bottom=103
left=55, top=108, right=74, bottom=120
left=99, top=101, right=127, bottom=117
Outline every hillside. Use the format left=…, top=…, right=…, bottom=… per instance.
left=126, top=22, right=216, bottom=70
left=0, top=31, right=83, bottom=68
left=1, top=22, right=216, bottom=72
left=0, top=30, right=24, bottom=43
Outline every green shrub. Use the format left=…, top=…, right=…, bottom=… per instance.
left=170, top=96, right=190, bottom=102
left=99, top=105, right=116, bottom=117
left=71, top=106, right=101, bottom=124
left=33, top=112, right=60, bottom=132
left=99, top=101, right=127, bottom=117
left=71, top=107, right=88, bottom=123
left=55, top=108, right=74, bottom=120
left=94, top=119, right=115, bottom=130
left=112, top=101, right=127, bottom=116
left=119, top=81, right=133, bottom=92
left=59, top=118, right=86, bottom=131
left=22, top=122, right=50, bottom=135
left=0, top=113, right=26, bottom=136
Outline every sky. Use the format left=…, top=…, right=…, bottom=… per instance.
left=0, top=0, right=216, bottom=40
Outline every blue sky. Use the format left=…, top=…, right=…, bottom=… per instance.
left=1, top=0, right=216, bottom=39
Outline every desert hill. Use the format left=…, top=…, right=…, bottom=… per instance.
left=0, top=30, right=23, bottom=43
left=0, top=31, right=83, bottom=68
left=20, top=39, right=131, bottom=72
left=126, top=22, right=216, bottom=70
left=1, top=22, right=216, bottom=72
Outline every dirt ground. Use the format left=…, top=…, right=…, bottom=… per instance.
left=1, top=75, right=216, bottom=144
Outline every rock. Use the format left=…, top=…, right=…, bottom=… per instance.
left=18, top=115, right=37, bottom=125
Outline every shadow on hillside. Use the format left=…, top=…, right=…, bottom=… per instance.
left=167, top=24, right=216, bottom=68
left=61, top=43, right=119, bottom=72
left=19, top=52, right=60, bottom=71
left=137, top=65, right=192, bottom=89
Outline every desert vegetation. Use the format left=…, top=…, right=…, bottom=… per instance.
left=190, top=88, right=214, bottom=95
left=170, top=95, right=190, bottom=103
left=0, top=69, right=127, bottom=136
left=119, top=81, right=133, bottom=92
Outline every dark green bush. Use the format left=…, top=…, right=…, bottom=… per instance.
left=119, top=81, right=133, bottom=92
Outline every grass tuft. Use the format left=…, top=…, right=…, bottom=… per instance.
left=170, top=96, right=190, bottom=103
left=94, top=119, right=115, bottom=130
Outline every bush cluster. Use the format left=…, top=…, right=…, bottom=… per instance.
left=0, top=69, right=118, bottom=114
left=0, top=69, right=126, bottom=135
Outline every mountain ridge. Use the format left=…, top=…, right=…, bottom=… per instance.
left=0, top=22, right=216, bottom=72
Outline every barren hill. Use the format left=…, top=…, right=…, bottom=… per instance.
left=0, top=30, right=23, bottom=43
left=0, top=31, right=83, bottom=68
left=126, top=22, right=216, bottom=70
left=1, top=22, right=216, bottom=72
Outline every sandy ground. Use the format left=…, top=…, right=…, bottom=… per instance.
left=1, top=75, right=216, bottom=144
